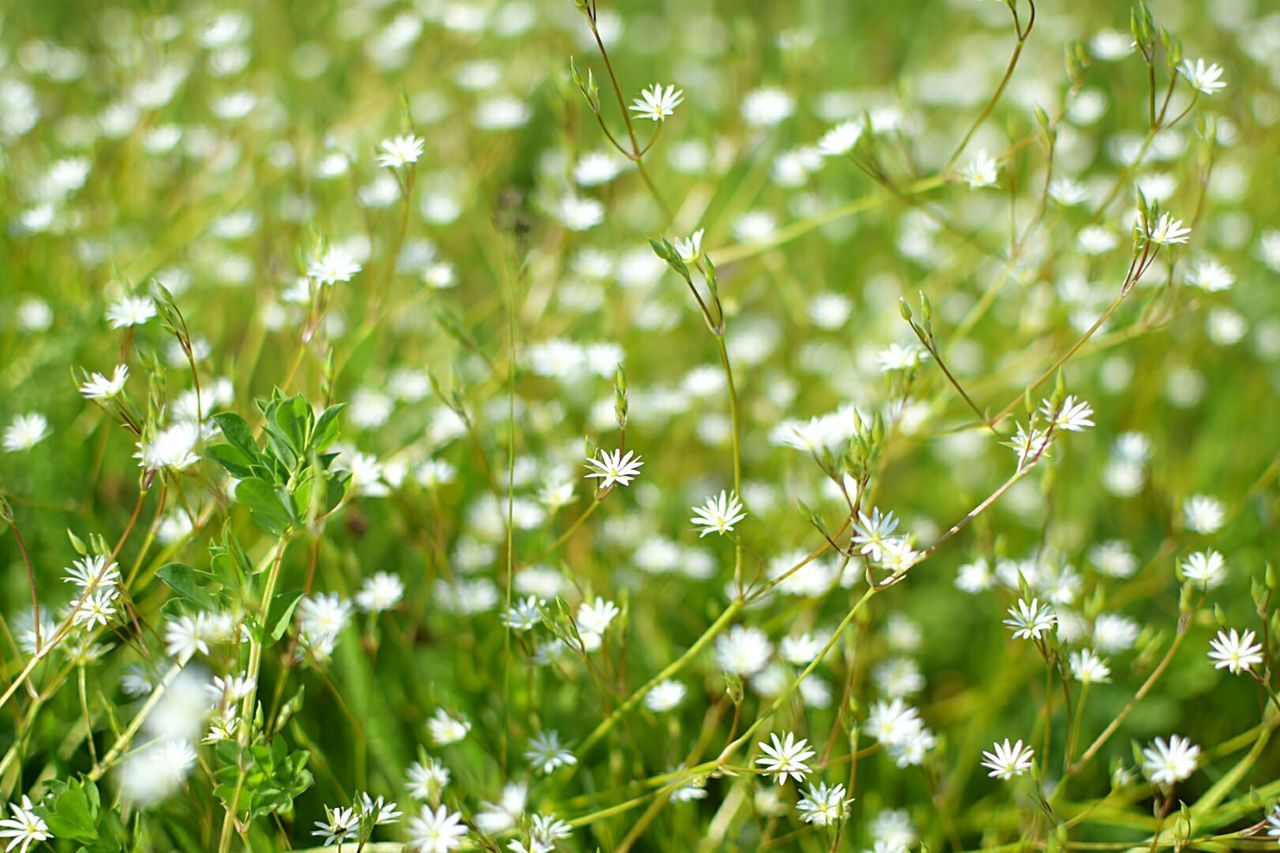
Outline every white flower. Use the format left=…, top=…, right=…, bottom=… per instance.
left=873, top=657, right=925, bottom=697
left=307, top=246, right=362, bottom=285
left=1183, top=494, right=1225, bottom=534
left=769, top=416, right=838, bottom=452
left=525, top=730, right=576, bottom=774
left=879, top=537, right=919, bottom=573
left=981, top=738, right=1035, bottom=780
left=1177, top=58, right=1226, bottom=95
left=867, top=698, right=923, bottom=746
left=377, top=134, right=425, bottom=168
left=428, top=709, right=471, bottom=746
left=1093, top=613, right=1140, bottom=653
left=119, top=739, right=196, bottom=805
left=817, top=120, right=865, bottom=156
left=72, top=589, right=118, bottom=629
left=356, top=793, right=401, bottom=826
left=960, top=149, right=998, bottom=188
left=475, top=782, right=527, bottom=834
left=669, top=784, right=707, bottom=803
left=417, top=459, right=456, bottom=488
left=1267, top=804, right=1280, bottom=842
left=1069, top=649, right=1111, bottom=684
left=1079, top=225, right=1118, bottom=254
left=1208, top=628, right=1263, bottom=675
left=538, top=480, right=575, bottom=510
left=869, top=808, right=917, bottom=850
left=355, top=571, right=404, bottom=612
left=3, top=414, right=49, bottom=453
left=1004, top=597, right=1056, bottom=641
left=407, top=804, right=468, bottom=853
left=106, top=295, right=157, bottom=328
left=1179, top=550, right=1226, bottom=589
left=741, top=87, right=794, bottom=127
left=1040, top=395, right=1094, bottom=432
left=1186, top=258, right=1234, bottom=292
left=877, top=342, right=927, bottom=372
left=1090, top=541, right=1137, bottom=578
left=136, top=422, right=202, bottom=471
left=583, top=448, right=643, bottom=489
left=1048, top=176, right=1089, bottom=206
left=1006, top=424, right=1052, bottom=469
left=204, top=716, right=238, bottom=743
left=0, top=796, right=52, bottom=853
left=881, top=725, right=932, bottom=767
left=1144, top=212, right=1192, bottom=246
left=852, top=507, right=900, bottom=562
left=781, top=633, right=823, bottom=666
left=1142, top=734, right=1199, bottom=785
left=672, top=229, right=703, bottom=263
left=956, top=558, right=995, bottom=593
left=503, top=596, right=544, bottom=631
left=1091, top=30, right=1135, bottom=60
left=297, top=593, right=353, bottom=657
left=80, top=364, right=129, bottom=400
left=644, top=679, right=686, bottom=712
left=63, top=555, right=120, bottom=593
left=406, top=759, right=450, bottom=801
left=312, top=805, right=359, bottom=846
left=715, top=625, right=772, bottom=676
left=690, top=490, right=746, bottom=537
left=164, top=615, right=210, bottom=661
left=755, top=732, right=816, bottom=785
left=573, top=151, right=624, bottom=187
left=552, top=194, right=604, bottom=231
left=796, top=782, right=852, bottom=825
left=208, top=673, right=255, bottom=704
left=576, top=597, right=620, bottom=636
left=529, top=813, right=572, bottom=848
left=629, top=83, right=684, bottom=122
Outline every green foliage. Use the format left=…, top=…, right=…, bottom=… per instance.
left=41, top=778, right=128, bottom=852
left=209, top=393, right=349, bottom=536
left=213, top=738, right=314, bottom=823
left=0, top=0, right=1278, bottom=850
left=156, top=562, right=217, bottom=611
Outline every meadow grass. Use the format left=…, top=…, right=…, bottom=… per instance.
left=1, top=0, right=1279, bottom=850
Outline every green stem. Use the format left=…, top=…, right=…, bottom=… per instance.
left=718, top=587, right=878, bottom=762
left=715, top=337, right=744, bottom=595
left=574, top=598, right=744, bottom=760
left=1064, top=621, right=1187, bottom=780
left=527, top=499, right=601, bottom=567
left=988, top=249, right=1153, bottom=427
left=1064, top=682, right=1089, bottom=775
left=217, top=537, right=290, bottom=853
left=714, top=175, right=945, bottom=264
left=945, top=1, right=1034, bottom=171
left=88, top=660, right=185, bottom=781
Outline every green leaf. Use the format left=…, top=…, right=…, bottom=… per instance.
left=325, top=472, right=349, bottom=515
left=207, top=443, right=259, bottom=479
left=212, top=412, right=260, bottom=461
left=67, top=529, right=88, bottom=555
left=157, top=563, right=216, bottom=610
left=311, top=404, right=344, bottom=453
left=267, top=591, right=303, bottom=643
left=42, top=778, right=99, bottom=842
left=235, top=478, right=292, bottom=536
left=261, top=418, right=299, bottom=472
left=273, top=394, right=311, bottom=456
left=336, top=631, right=407, bottom=779
left=210, top=524, right=253, bottom=583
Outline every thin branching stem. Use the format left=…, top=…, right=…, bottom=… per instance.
left=946, top=0, right=1036, bottom=171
